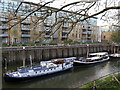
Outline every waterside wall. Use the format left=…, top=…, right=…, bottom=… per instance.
left=2, top=44, right=120, bottom=66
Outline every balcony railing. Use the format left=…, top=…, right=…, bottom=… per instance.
left=44, top=23, right=51, bottom=27
left=45, top=30, right=52, bottom=32
left=82, top=32, right=87, bottom=34
left=0, top=34, right=8, bottom=37
left=88, top=28, right=92, bottom=31
left=62, top=30, right=69, bottom=33
left=21, top=27, right=30, bottom=31
left=21, top=34, right=31, bottom=37
left=81, top=38, right=87, bottom=41
left=21, top=20, right=31, bottom=25
left=87, top=37, right=91, bottom=39
left=0, top=18, right=8, bottom=22
left=87, top=32, right=92, bottom=35
left=0, top=26, right=8, bottom=30
left=44, top=35, right=51, bottom=38
left=82, top=26, right=86, bottom=30
left=62, top=36, right=68, bottom=38
left=62, top=26, right=68, bottom=29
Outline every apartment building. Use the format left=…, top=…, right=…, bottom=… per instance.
left=0, top=0, right=99, bottom=44
left=118, top=1, right=120, bottom=26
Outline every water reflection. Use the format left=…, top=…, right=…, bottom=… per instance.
left=2, top=58, right=120, bottom=88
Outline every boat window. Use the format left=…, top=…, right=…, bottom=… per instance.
left=19, top=70, right=28, bottom=73
left=89, top=55, right=96, bottom=57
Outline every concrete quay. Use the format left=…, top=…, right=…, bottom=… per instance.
left=2, top=44, right=120, bottom=65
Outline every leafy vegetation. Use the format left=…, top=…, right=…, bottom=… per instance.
left=1, top=43, right=58, bottom=47
left=82, top=73, right=120, bottom=89
left=1, top=42, right=103, bottom=47
left=111, top=30, right=120, bottom=43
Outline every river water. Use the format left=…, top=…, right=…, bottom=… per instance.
left=2, top=58, right=120, bottom=88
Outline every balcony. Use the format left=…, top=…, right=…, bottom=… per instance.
left=82, top=37, right=87, bottom=41
left=62, top=26, right=68, bottom=29
left=0, top=26, right=8, bottom=30
left=82, top=26, right=86, bottom=30
left=44, top=23, right=51, bottom=27
left=21, top=20, right=31, bottom=25
left=0, top=34, right=8, bottom=37
left=82, top=32, right=87, bottom=35
left=0, top=18, right=8, bottom=23
left=22, top=34, right=30, bottom=37
left=62, top=30, right=69, bottom=33
left=21, top=27, right=30, bottom=31
left=45, top=30, right=52, bottom=33
left=87, top=32, right=92, bottom=35
left=14, top=20, right=18, bottom=23
left=87, top=37, right=91, bottom=40
left=62, top=36, right=68, bottom=38
left=44, top=35, right=51, bottom=38
left=88, top=28, right=92, bottom=31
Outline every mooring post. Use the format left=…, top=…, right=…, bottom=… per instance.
left=22, top=46, right=25, bottom=67
left=87, top=44, right=89, bottom=58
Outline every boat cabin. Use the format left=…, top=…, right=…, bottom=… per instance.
left=51, top=59, right=64, bottom=64
left=88, top=52, right=108, bottom=58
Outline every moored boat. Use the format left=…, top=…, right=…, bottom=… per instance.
left=74, top=52, right=110, bottom=65
left=4, top=57, right=75, bottom=82
left=109, top=53, right=120, bottom=58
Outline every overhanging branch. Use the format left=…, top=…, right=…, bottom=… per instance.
left=79, top=6, right=120, bottom=22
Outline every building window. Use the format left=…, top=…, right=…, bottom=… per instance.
left=104, top=36, right=106, bottom=39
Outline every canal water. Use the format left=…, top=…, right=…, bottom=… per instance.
left=2, top=58, right=120, bottom=88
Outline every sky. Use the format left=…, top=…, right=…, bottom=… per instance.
left=21, top=0, right=120, bottom=26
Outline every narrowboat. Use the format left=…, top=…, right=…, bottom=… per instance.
left=4, top=57, right=76, bottom=82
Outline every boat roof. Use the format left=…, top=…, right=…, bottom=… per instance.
left=64, top=57, right=77, bottom=60
left=51, top=58, right=64, bottom=61
left=89, top=52, right=108, bottom=55
left=18, top=66, right=46, bottom=73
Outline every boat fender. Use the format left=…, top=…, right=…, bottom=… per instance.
left=6, top=73, right=10, bottom=75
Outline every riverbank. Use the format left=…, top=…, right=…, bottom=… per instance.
left=81, top=72, right=120, bottom=89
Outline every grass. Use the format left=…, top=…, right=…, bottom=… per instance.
left=82, top=73, right=120, bottom=89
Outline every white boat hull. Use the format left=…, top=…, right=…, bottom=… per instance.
left=4, top=61, right=74, bottom=82
left=109, top=54, right=120, bottom=58
left=74, top=57, right=110, bottom=65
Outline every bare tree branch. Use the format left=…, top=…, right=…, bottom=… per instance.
left=8, top=0, right=55, bottom=30
left=14, top=2, right=22, bottom=15
left=78, top=6, right=120, bottom=22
